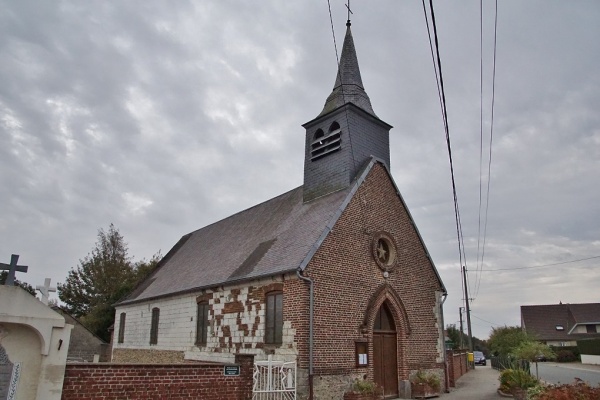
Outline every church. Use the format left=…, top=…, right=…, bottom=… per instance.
left=113, top=20, right=448, bottom=400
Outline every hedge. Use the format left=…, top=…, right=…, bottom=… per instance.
left=577, top=338, right=600, bottom=356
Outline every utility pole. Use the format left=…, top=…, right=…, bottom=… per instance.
left=462, top=265, right=473, bottom=352
left=459, top=307, right=465, bottom=349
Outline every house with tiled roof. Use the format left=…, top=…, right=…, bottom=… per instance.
left=521, top=303, right=600, bottom=346
left=113, top=20, right=447, bottom=400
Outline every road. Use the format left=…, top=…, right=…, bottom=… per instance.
left=536, top=362, right=600, bottom=387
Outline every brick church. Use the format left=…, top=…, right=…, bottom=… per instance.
left=113, top=21, right=447, bottom=400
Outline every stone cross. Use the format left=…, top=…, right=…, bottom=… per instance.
left=0, top=254, right=28, bottom=286
left=36, top=278, right=57, bottom=305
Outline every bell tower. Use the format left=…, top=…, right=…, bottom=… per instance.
left=302, top=21, right=392, bottom=202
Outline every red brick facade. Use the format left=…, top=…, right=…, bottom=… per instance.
left=285, top=162, right=446, bottom=396
left=61, top=355, right=254, bottom=400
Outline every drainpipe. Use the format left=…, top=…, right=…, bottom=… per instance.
left=440, top=292, right=450, bottom=393
left=297, top=268, right=314, bottom=400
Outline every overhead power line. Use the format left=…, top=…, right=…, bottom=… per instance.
left=471, top=313, right=502, bottom=327
left=422, top=0, right=473, bottom=351
left=421, top=0, right=468, bottom=269
left=480, top=255, right=600, bottom=271
left=474, top=0, right=499, bottom=301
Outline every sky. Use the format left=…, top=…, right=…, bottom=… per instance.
left=1, top=1, right=599, bottom=340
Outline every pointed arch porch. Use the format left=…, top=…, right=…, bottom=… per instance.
left=361, top=284, right=411, bottom=392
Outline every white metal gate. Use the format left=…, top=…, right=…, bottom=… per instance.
left=252, top=355, right=296, bottom=400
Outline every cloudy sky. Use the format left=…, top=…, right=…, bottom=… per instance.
left=1, top=1, right=599, bottom=340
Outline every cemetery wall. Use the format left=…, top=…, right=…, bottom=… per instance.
left=61, top=354, right=254, bottom=400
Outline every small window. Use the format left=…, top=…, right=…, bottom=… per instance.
left=586, top=324, right=597, bottom=333
left=150, top=307, right=160, bottom=345
left=310, top=122, right=341, bottom=160
left=118, top=313, right=126, bottom=344
left=265, top=291, right=283, bottom=344
left=356, top=341, right=368, bottom=367
left=555, top=325, right=564, bottom=331
left=196, top=302, right=209, bottom=345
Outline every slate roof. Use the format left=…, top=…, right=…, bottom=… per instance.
left=118, top=182, right=354, bottom=305
left=318, top=23, right=376, bottom=118
left=118, top=159, right=446, bottom=306
left=521, top=303, right=600, bottom=341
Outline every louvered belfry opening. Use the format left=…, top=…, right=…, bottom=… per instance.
left=310, top=122, right=342, bottom=161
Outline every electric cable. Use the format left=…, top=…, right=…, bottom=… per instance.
left=422, top=0, right=469, bottom=297
left=480, top=255, right=600, bottom=271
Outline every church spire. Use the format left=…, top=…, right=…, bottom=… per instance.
left=318, top=22, right=376, bottom=118
left=302, top=18, right=391, bottom=203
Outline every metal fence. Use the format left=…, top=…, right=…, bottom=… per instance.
left=252, top=356, right=296, bottom=400
left=490, top=356, right=530, bottom=373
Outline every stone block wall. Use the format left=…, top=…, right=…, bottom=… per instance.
left=61, top=354, right=254, bottom=400
left=56, top=310, right=109, bottom=362
left=113, top=276, right=299, bottom=364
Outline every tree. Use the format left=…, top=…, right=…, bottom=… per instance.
left=488, top=326, right=531, bottom=357
left=446, top=324, right=462, bottom=349
left=514, top=341, right=555, bottom=379
left=446, top=324, right=489, bottom=354
left=0, top=271, right=37, bottom=297
left=513, top=341, right=555, bottom=362
left=58, top=224, right=160, bottom=341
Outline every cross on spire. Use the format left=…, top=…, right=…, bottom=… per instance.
left=36, top=278, right=57, bottom=305
left=345, top=1, right=353, bottom=26
left=0, top=254, right=28, bottom=286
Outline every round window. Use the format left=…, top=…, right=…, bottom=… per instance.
left=372, top=232, right=397, bottom=271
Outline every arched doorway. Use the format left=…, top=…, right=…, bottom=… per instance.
left=373, top=302, right=398, bottom=399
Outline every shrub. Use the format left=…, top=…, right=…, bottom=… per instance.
left=410, top=369, right=441, bottom=391
left=555, top=350, right=577, bottom=363
left=529, top=380, right=600, bottom=400
left=498, top=368, right=538, bottom=393
left=350, top=379, right=378, bottom=395
left=551, top=345, right=580, bottom=360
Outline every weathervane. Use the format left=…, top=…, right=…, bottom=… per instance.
left=345, top=1, right=353, bottom=26
left=0, top=254, right=28, bottom=286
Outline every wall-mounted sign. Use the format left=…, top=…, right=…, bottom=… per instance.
left=223, top=365, right=241, bottom=376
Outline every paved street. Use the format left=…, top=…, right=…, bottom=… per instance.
left=536, top=362, right=600, bottom=387
left=441, top=364, right=503, bottom=399
left=437, top=362, right=600, bottom=400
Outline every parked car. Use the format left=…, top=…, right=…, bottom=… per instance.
left=474, top=351, right=486, bottom=366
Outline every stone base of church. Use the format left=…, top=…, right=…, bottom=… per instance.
left=309, top=372, right=365, bottom=400
left=111, top=348, right=184, bottom=363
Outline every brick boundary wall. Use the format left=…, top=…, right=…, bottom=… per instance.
left=446, top=350, right=469, bottom=387
left=61, top=354, right=254, bottom=400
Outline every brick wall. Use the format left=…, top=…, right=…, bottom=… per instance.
left=446, top=350, right=469, bottom=387
left=61, top=354, right=253, bottom=400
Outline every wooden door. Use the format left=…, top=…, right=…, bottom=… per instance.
left=373, top=303, right=398, bottom=399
